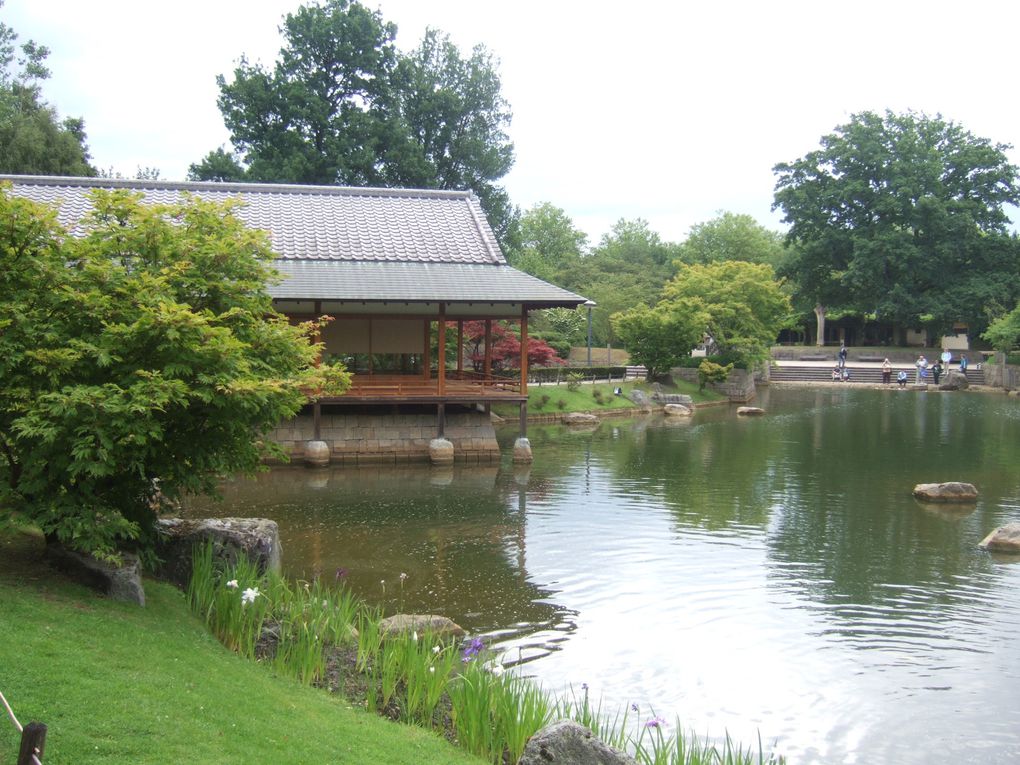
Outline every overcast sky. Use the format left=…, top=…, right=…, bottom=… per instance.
left=5, top=0, right=1019, bottom=245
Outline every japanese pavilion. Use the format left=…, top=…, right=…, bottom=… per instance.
left=3, top=176, right=588, bottom=464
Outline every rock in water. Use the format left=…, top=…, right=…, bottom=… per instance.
left=737, top=406, right=765, bottom=416
left=979, top=522, right=1020, bottom=553
left=519, top=720, right=639, bottom=765
left=378, top=614, right=466, bottom=639
left=663, top=403, right=693, bottom=416
left=912, top=482, right=979, bottom=503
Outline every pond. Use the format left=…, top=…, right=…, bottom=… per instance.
left=186, top=387, right=1020, bottom=764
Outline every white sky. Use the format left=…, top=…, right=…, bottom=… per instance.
left=5, top=0, right=1019, bottom=245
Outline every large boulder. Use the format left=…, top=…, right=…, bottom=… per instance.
left=378, top=614, right=466, bottom=639
left=912, top=482, right=979, bottom=503
left=737, top=406, right=765, bottom=416
left=519, top=719, right=639, bottom=765
left=628, top=389, right=653, bottom=408
left=663, top=403, right=693, bottom=417
left=939, top=372, right=970, bottom=391
left=46, top=545, right=146, bottom=606
left=562, top=412, right=600, bottom=425
left=979, top=523, right=1020, bottom=553
left=154, top=517, right=282, bottom=588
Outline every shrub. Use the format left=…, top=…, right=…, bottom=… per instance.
left=698, top=360, right=733, bottom=391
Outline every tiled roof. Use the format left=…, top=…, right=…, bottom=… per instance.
left=0, top=175, right=505, bottom=265
left=271, top=261, right=588, bottom=306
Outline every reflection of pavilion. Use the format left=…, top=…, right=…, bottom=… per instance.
left=186, top=463, right=570, bottom=636
left=6, top=176, right=588, bottom=462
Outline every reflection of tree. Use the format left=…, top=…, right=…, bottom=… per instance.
left=185, top=463, right=561, bottom=633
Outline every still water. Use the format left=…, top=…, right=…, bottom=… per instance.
left=187, top=387, right=1020, bottom=764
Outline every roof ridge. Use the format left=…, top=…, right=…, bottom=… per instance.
left=0, top=174, right=474, bottom=201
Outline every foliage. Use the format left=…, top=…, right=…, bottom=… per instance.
left=677, top=211, right=787, bottom=267
left=662, top=261, right=791, bottom=366
left=192, top=1, right=517, bottom=245
left=0, top=8, right=95, bottom=175
left=460, top=320, right=565, bottom=371
left=612, top=301, right=709, bottom=379
left=0, top=188, right=349, bottom=561
left=773, top=110, right=1020, bottom=339
left=540, top=307, right=587, bottom=346
left=697, top=360, right=733, bottom=391
left=983, top=304, right=1020, bottom=351
left=508, top=202, right=588, bottom=281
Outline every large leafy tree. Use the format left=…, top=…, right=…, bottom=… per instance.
left=191, top=1, right=517, bottom=244
left=0, top=9, right=95, bottom=175
left=612, top=300, right=709, bottom=379
left=662, top=261, right=791, bottom=365
left=677, top=212, right=787, bottom=267
left=773, top=110, right=1020, bottom=343
left=0, top=187, right=348, bottom=561
left=508, top=202, right=588, bottom=283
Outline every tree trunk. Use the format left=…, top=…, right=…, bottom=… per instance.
left=814, top=304, right=826, bottom=347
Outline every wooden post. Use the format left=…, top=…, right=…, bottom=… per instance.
left=457, top=320, right=464, bottom=374
left=18, top=722, right=46, bottom=765
left=484, top=319, right=492, bottom=378
left=519, top=401, right=527, bottom=437
left=313, top=400, right=322, bottom=441
left=437, top=303, right=446, bottom=396
left=423, top=319, right=431, bottom=381
left=519, top=306, right=529, bottom=395
left=437, top=402, right=446, bottom=438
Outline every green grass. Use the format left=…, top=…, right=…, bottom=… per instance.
left=0, top=529, right=483, bottom=765
left=495, top=380, right=724, bottom=418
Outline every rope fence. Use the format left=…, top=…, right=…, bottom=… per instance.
left=1, top=688, right=45, bottom=765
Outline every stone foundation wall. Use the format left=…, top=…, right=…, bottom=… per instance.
left=267, top=410, right=500, bottom=463
left=670, top=367, right=757, bottom=402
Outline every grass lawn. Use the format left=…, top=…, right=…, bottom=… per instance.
left=494, top=379, right=724, bottom=419
left=0, top=529, right=484, bottom=765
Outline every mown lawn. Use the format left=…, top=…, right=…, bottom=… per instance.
left=494, top=379, right=724, bottom=419
left=0, top=529, right=483, bottom=765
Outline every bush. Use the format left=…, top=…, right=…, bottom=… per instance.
left=566, top=371, right=585, bottom=391
left=556, top=399, right=567, bottom=410
left=698, top=360, right=734, bottom=391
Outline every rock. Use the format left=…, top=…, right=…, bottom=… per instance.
left=979, top=522, right=1020, bottom=553
left=562, top=412, right=599, bottom=425
left=628, top=389, right=653, bottom=407
left=911, top=482, right=979, bottom=503
left=939, top=372, right=970, bottom=391
left=378, top=614, right=466, bottom=639
left=513, top=436, right=534, bottom=463
left=737, top=406, right=765, bottom=416
left=303, top=439, right=330, bottom=467
left=429, top=437, right=455, bottom=465
left=663, top=403, right=693, bottom=417
left=154, top=517, right=282, bottom=588
left=46, top=545, right=146, bottom=605
left=519, top=719, right=639, bottom=765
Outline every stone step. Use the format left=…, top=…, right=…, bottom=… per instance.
left=769, top=365, right=984, bottom=385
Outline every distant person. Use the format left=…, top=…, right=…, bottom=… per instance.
left=941, top=348, right=952, bottom=369
left=838, top=344, right=848, bottom=368
left=897, top=370, right=909, bottom=388
left=915, top=355, right=927, bottom=384
left=832, top=365, right=842, bottom=382
left=842, top=367, right=850, bottom=382
left=882, top=358, right=892, bottom=384
left=932, top=360, right=943, bottom=385
left=960, top=354, right=968, bottom=374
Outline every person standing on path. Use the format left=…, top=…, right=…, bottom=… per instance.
left=932, top=360, right=943, bottom=385
left=941, top=348, right=952, bottom=370
left=960, top=354, right=968, bottom=374
left=916, top=355, right=927, bottom=384
left=838, top=344, right=848, bottom=369
left=882, top=358, right=892, bottom=385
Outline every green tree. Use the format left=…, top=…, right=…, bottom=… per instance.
left=612, top=300, right=709, bottom=379
left=193, top=2, right=517, bottom=244
left=0, top=187, right=349, bottom=561
left=508, top=202, right=588, bottom=282
left=983, top=304, right=1020, bottom=352
left=774, top=110, right=1020, bottom=344
left=677, top=212, right=787, bottom=266
left=574, top=218, right=681, bottom=345
left=662, top=261, right=791, bottom=365
left=0, top=9, right=95, bottom=175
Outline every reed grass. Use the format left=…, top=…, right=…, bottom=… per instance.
left=187, top=543, right=783, bottom=765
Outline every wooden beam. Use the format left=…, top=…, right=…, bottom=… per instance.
left=519, top=307, right=529, bottom=395
left=423, top=319, right=431, bottom=381
left=484, top=319, right=492, bottom=377
left=438, top=303, right=447, bottom=396
left=457, top=320, right=464, bottom=373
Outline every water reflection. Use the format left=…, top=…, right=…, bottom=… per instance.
left=187, top=389, right=1020, bottom=764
